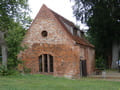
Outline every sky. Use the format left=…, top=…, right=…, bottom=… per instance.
left=28, top=0, right=88, bottom=30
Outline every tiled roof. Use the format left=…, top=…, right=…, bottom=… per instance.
left=48, top=7, right=94, bottom=48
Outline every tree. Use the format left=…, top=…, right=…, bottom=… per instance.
left=0, top=0, right=31, bottom=68
left=72, top=0, right=120, bottom=68
left=0, top=31, right=7, bottom=68
left=5, top=21, right=27, bottom=69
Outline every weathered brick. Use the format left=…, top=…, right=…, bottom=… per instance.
left=18, top=5, right=95, bottom=78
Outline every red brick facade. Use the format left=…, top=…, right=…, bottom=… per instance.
left=18, top=5, right=95, bottom=78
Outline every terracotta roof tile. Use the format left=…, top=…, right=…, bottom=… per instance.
left=46, top=7, right=94, bottom=48
left=48, top=8, right=94, bottom=48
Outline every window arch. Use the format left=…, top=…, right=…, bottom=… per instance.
left=39, top=54, right=53, bottom=73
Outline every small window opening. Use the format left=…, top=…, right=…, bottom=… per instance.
left=73, top=29, right=77, bottom=36
left=41, top=31, right=48, bottom=37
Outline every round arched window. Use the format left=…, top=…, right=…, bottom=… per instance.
left=41, top=31, right=48, bottom=37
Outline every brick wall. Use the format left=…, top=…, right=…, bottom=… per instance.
left=22, top=5, right=74, bottom=48
left=18, top=5, right=95, bottom=78
left=19, top=43, right=81, bottom=78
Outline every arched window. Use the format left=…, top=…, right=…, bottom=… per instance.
left=39, top=54, right=53, bottom=73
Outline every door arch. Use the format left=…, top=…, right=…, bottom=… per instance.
left=39, top=54, right=53, bottom=73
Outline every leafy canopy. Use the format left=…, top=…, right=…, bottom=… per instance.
left=5, top=21, right=26, bottom=68
left=0, top=0, right=31, bottom=69
left=72, top=0, right=120, bottom=68
left=0, top=0, right=30, bottom=31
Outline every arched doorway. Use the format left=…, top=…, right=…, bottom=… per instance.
left=39, top=54, right=53, bottom=73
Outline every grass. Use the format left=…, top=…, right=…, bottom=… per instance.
left=105, top=69, right=119, bottom=72
left=0, top=74, right=120, bottom=90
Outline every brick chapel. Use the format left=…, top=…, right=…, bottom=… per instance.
left=18, top=5, right=95, bottom=78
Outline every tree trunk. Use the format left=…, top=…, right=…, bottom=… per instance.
left=0, top=31, right=7, bottom=69
left=1, top=45, right=7, bottom=68
left=111, top=42, right=119, bottom=69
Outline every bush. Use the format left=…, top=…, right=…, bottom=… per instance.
left=23, top=66, right=31, bottom=74
left=0, top=65, right=20, bottom=76
left=96, top=56, right=106, bottom=69
left=0, top=65, right=9, bottom=76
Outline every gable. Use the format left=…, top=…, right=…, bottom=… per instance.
left=51, top=9, right=94, bottom=48
left=22, top=4, right=94, bottom=48
left=22, top=5, right=75, bottom=47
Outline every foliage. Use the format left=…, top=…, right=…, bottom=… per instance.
left=23, top=66, right=31, bottom=74
left=0, top=0, right=31, bottom=68
left=0, top=65, right=8, bottom=76
left=5, top=21, right=26, bottom=68
left=0, top=0, right=31, bottom=31
left=72, top=0, right=120, bottom=67
left=0, top=65, right=19, bottom=76
left=96, top=56, right=106, bottom=69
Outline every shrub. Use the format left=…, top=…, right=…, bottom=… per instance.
left=96, top=56, right=106, bottom=69
left=0, top=65, right=9, bottom=76
left=23, top=66, right=31, bottom=74
left=0, top=65, right=20, bottom=76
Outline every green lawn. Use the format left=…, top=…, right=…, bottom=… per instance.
left=0, top=74, right=120, bottom=90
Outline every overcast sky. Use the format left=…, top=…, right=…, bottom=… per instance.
left=28, top=0, right=88, bottom=30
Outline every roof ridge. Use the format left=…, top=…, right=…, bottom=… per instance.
left=50, top=9, right=75, bottom=26
left=49, top=8, right=85, bottom=32
left=47, top=7, right=94, bottom=47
